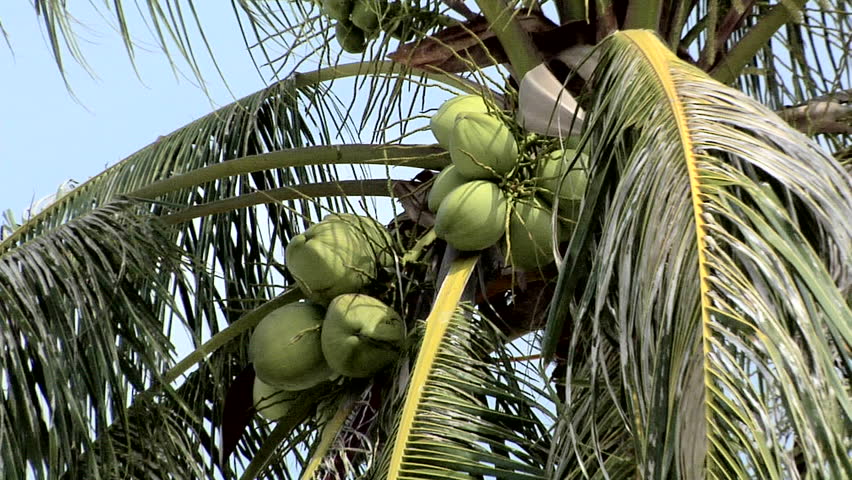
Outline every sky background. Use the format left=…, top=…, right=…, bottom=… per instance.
left=0, top=3, right=268, bottom=223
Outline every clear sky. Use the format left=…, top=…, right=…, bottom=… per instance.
left=0, top=3, right=268, bottom=224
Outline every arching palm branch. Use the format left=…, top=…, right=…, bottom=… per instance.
left=2, top=0, right=850, bottom=479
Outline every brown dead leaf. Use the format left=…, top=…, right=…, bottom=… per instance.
left=392, top=171, right=436, bottom=228
left=388, top=13, right=559, bottom=73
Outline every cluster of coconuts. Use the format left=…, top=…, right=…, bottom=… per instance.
left=322, top=0, right=412, bottom=53
left=249, top=214, right=404, bottom=420
left=428, top=95, right=589, bottom=271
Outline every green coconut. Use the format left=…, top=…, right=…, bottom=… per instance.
left=336, top=20, right=367, bottom=53
left=350, top=0, right=385, bottom=35
left=434, top=180, right=508, bottom=251
left=253, top=377, right=299, bottom=420
left=429, top=95, right=489, bottom=148
left=449, top=112, right=518, bottom=180
left=322, top=213, right=394, bottom=267
left=535, top=148, right=588, bottom=218
left=386, top=17, right=414, bottom=41
left=249, top=302, right=334, bottom=390
left=322, top=0, right=354, bottom=21
left=507, top=197, right=560, bottom=270
left=286, top=217, right=382, bottom=304
left=321, top=293, right=404, bottom=378
left=427, top=165, right=468, bottom=212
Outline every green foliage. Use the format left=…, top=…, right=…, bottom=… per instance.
left=4, top=1, right=850, bottom=479
left=546, top=30, right=852, bottom=478
left=0, top=201, right=191, bottom=478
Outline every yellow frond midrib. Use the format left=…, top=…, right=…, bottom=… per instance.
left=387, top=254, right=478, bottom=480
left=619, top=25, right=714, bottom=458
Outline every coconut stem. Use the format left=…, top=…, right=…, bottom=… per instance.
left=473, top=0, right=542, bottom=79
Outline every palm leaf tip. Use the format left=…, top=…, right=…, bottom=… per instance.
left=548, top=29, right=852, bottom=479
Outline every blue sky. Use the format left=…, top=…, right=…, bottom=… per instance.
left=0, top=3, right=267, bottom=223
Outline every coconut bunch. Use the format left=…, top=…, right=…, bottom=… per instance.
left=428, top=95, right=589, bottom=271
left=248, top=213, right=405, bottom=421
left=321, top=0, right=414, bottom=53
left=250, top=295, right=405, bottom=420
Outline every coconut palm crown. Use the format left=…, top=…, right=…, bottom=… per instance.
left=1, top=1, right=850, bottom=479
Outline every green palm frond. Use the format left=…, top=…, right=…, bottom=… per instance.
left=547, top=335, right=634, bottom=480
left=81, top=357, right=243, bottom=480
left=0, top=200, right=190, bottom=479
left=716, top=3, right=850, bottom=108
left=0, top=49, right=488, bottom=475
left=367, top=255, right=553, bottom=480
left=25, top=0, right=457, bottom=132
left=387, top=254, right=479, bottom=480
left=0, top=59, right=482, bottom=256
left=547, top=30, right=851, bottom=478
left=672, top=1, right=851, bottom=149
left=1, top=74, right=320, bottom=251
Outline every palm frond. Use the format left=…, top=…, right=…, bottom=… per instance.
left=0, top=62, right=451, bottom=478
left=695, top=1, right=850, bottom=150
left=357, top=255, right=554, bottom=480
left=0, top=200, right=189, bottom=479
left=547, top=30, right=852, bottom=479
left=80, top=358, right=236, bottom=480
left=387, top=254, right=479, bottom=479
left=547, top=337, right=635, bottom=480
left=379, top=310, right=552, bottom=480
left=27, top=0, right=462, bottom=138
left=2, top=74, right=319, bottom=251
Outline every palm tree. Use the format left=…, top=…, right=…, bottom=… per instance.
left=2, top=1, right=850, bottom=479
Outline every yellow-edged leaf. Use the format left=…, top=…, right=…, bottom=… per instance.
left=387, top=254, right=479, bottom=480
left=547, top=30, right=852, bottom=479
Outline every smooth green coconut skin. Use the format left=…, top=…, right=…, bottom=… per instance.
left=383, top=5, right=414, bottom=41
left=249, top=302, right=334, bottom=390
left=434, top=180, right=507, bottom=251
left=507, top=197, right=560, bottom=270
left=429, top=95, right=489, bottom=148
left=535, top=148, right=588, bottom=217
left=323, top=213, right=394, bottom=267
left=335, top=20, right=367, bottom=53
left=350, top=0, right=385, bottom=34
left=322, top=294, right=404, bottom=378
left=286, top=217, right=382, bottom=304
left=322, top=0, right=354, bottom=21
left=427, top=165, right=469, bottom=213
left=449, top=112, right=518, bottom=180
left=253, top=377, right=299, bottom=420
